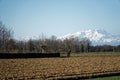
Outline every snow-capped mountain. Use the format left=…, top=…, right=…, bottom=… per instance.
left=58, top=29, right=120, bottom=46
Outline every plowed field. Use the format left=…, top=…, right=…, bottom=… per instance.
left=0, top=54, right=120, bottom=80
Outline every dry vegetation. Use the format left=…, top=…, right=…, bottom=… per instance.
left=0, top=54, right=120, bottom=80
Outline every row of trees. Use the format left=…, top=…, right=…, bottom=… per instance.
left=0, top=21, right=120, bottom=54
left=0, top=35, right=91, bottom=54
left=0, top=21, right=91, bottom=54
left=90, top=45, right=120, bottom=52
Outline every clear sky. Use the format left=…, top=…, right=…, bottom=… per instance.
left=0, top=0, right=120, bottom=39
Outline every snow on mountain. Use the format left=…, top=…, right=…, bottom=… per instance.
left=58, top=29, right=120, bottom=46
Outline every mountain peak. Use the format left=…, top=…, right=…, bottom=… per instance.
left=58, top=29, right=120, bottom=46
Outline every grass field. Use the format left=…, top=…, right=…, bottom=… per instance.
left=89, top=75, right=120, bottom=80
left=0, top=53, right=120, bottom=79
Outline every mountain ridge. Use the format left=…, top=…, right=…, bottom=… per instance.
left=58, top=29, right=120, bottom=46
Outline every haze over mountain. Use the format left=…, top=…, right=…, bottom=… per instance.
left=58, top=29, right=120, bottom=46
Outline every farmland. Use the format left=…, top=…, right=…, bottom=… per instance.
left=0, top=54, right=120, bottom=80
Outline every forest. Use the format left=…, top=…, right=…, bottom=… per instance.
left=0, top=21, right=120, bottom=54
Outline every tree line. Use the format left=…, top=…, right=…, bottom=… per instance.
left=0, top=21, right=120, bottom=54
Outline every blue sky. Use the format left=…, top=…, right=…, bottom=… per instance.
left=0, top=0, right=120, bottom=39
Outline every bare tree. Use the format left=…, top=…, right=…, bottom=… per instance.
left=0, top=21, right=13, bottom=52
left=16, top=40, right=25, bottom=53
left=63, top=38, right=74, bottom=57
left=7, top=39, right=16, bottom=53
left=26, top=39, right=35, bottom=53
